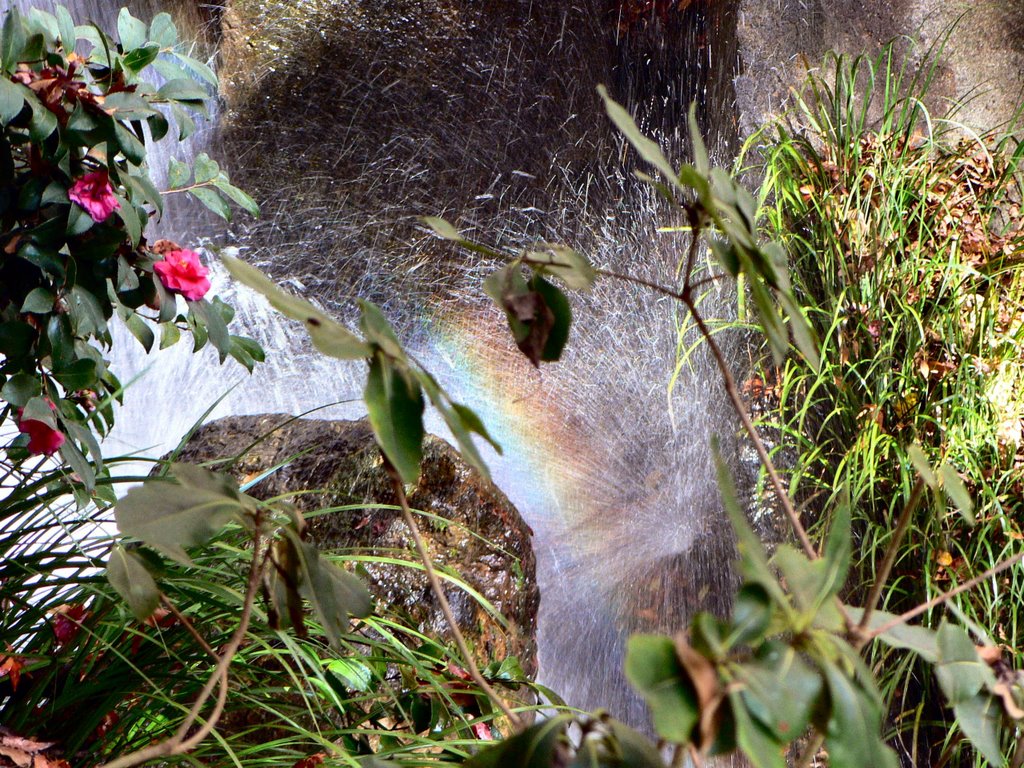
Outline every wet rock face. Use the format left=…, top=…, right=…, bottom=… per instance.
left=174, top=414, right=539, bottom=675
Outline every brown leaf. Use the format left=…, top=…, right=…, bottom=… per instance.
left=292, top=753, right=326, bottom=768
left=675, top=633, right=724, bottom=752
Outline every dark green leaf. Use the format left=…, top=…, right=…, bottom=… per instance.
left=68, top=285, right=107, bottom=336
left=27, top=92, right=58, bottom=142
left=121, top=43, right=161, bottom=74
left=1, top=373, right=40, bottom=407
left=845, top=607, right=938, bottom=662
left=364, top=351, right=424, bottom=485
left=122, top=311, right=154, bottom=352
left=54, top=5, right=75, bottom=51
left=625, top=634, right=698, bottom=743
left=113, top=121, right=145, bottom=165
left=605, top=719, right=667, bottom=768
left=189, top=298, right=231, bottom=360
left=728, top=584, right=772, bottom=647
left=1, top=9, right=26, bottom=73
left=533, top=275, right=572, bottom=363
left=59, top=438, right=95, bottom=490
left=53, top=358, right=98, bottom=390
left=0, top=78, right=26, bottom=125
left=107, top=545, right=160, bottom=621
left=21, top=287, right=55, bottom=314
left=463, top=715, right=570, bottom=768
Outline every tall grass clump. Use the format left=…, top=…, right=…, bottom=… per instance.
left=747, top=41, right=1024, bottom=765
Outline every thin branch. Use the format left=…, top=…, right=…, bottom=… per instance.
left=796, top=732, right=825, bottom=768
left=870, top=551, right=1024, bottom=639
left=387, top=466, right=523, bottom=730
left=99, top=534, right=269, bottom=768
left=160, top=596, right=216, bottom=658
left=856, top=478, right=926, bottom=642
left=685, top=299, right=817, bottom=560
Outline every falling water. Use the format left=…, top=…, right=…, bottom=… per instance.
left=9, top=0, right=748, bottom=727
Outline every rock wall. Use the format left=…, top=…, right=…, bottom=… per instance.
left=735, top=0, right=1024, bottom=139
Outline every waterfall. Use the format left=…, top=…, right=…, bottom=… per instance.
left=8, top=0, right=747, bottom=726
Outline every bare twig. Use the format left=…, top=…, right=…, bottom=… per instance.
left=856, top=478, right=926, bottom=643
left=99, top=532, right=269, bottom=768
left=160, top=596, right=217, bottom=658
left=870, top=551, right=1024, bottom=639
left=387, top=466, right=523, bottom=730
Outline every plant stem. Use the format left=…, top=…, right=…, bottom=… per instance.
left=870, top=550, right=1024, bottom=638
left=856, top=477, right=926, bottom=643
left=685, top=299, right=817, bottom=560
left=99, top=532, right=268, bottom=768
left=387, top=468, right=523, bottom=730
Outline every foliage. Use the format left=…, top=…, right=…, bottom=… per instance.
left=0, top=5, right=261, bottom=488
left=746, top=43, right=1024, bottom=765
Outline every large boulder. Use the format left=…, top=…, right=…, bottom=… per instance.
left=174, top=414, right=539, bottom=675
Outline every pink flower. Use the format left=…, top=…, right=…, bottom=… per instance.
left=153, top=249, right=211, bottom=301
left=17, top=406, right=66, bottom=456
left=68, top=171, right=120, bottom=222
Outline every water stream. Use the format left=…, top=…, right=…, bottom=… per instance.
left=8, top=0, right=748, bottom=727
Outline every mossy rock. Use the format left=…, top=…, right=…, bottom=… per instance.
left=174, top=414, right=539, bottom=675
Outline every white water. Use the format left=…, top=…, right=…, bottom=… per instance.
left=6, top=0, right=748, bottom=727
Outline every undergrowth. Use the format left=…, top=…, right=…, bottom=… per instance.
left=746, top=42, right=1024, bottom=766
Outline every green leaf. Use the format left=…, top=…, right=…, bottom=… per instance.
left=463, top=715, right=570, bottom=768
left=286, top=531, right=371, bottom=647
left=821, top=661, right=897, bottom=768
left=1, top=373, right=40, bottom=407
left=189, top=298, right=231, bottom=360
left=1, top=9, right=26, bottom=73
left=713, top=444, right=788, bottom=607
left=148, top=12, right=178, bottom=48
left=0, top=78, right=26, bottom=125
left=53, top=358, right=98, bottom=390
left=189, top=186, right=230, bottom=220
left=954, top=693, right=1004, bottom=766
left=938, top=462, right=974, bottom=524
left=122, top=311, right=155, bottom=353
left=358, top=300, right=406, bottom=361
left=935, top=621, right=996, bottom=705
left=192, top=152, right=219, bottom=184
left=166, top=157, right=190, bottom=189
left=121, top=43, right=160, bottom=74
left=59, top=438, right=95, bottom=490
left=737, top=643, right=822, bottom=743
left=625, top=634, right=698, bottom=743
left=212, top=178, right=259, bottom=217
left=160, top=321, right=180, bottom=349
left=364, top=351, right=424, bottom=485
left=22, top=396, right=57, bottom=428
left=598, top=85, right=681, bottom=191
left=114, top=466, right=246, bottom=563
left=221, top=255, right=371, bottom=359
left=728, top=584, right=773, bottom=647
left=532, top=275, right=572, bottom=363
left=116, top=195, right=141, bottom=246
left=907, top=443, right=937, bottom=488
left=156, top=78, right=208, bottom=102
left=27, top=92, right=58, bottom=142
left=527, top=243, right=597, bottom=291
left=113, top=121, right=145, bottom=165
left=21, top=287, right=55, bottom=314
left=421, top=215, right=463, bottom=240
left=729, top=689, right=787, bottom=768
left=687, top=102, right=709, bottom=177
left=117, top=8, right=147, bottom=51
left=605, top=719, right=668, bottom=768
left=107, top=545, right=160, bottom=621
left=414, top=368, right=496, bottom=480
left=845, top=607, right=938, bottom=662
left=68, top=285, right=107, bottom=336
left=65, top=420, right=103, bottom=472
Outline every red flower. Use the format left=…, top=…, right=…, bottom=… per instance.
left=153, top=249, right=211, bottom=301
left=68, top=171, right=120, bottom=222
left=17, top=406, right=65, bottom=456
